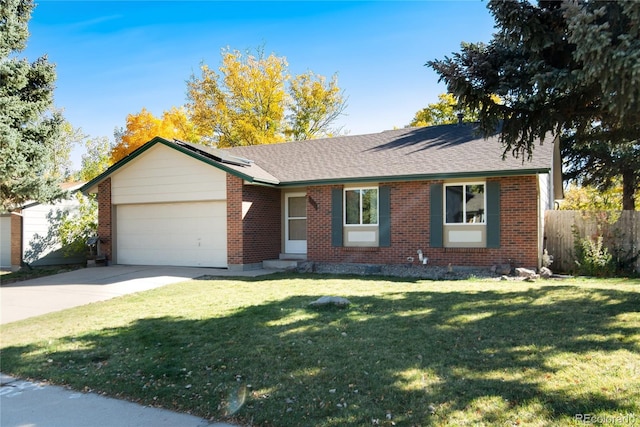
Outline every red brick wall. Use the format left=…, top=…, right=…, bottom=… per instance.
left=97, top=178, right=112, bottom=260
left=10, top=209, right=22, bottom=268
left=227, top=175, right=243, bottom=266
left=241, top=185, right=281, bottom=264
left=307, top=176, right=540, bottom=268
left=227, top=175, right=281, bottom=267
left=490, top=175, right=539, bottom=267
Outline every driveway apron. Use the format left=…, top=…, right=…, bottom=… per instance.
left=0, top=265, right=274, bottom=325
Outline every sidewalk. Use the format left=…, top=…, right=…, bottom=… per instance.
left=0, top=373, right=235, bottom=427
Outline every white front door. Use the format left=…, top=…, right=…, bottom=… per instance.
left=285, top=193, right=307, bottom=254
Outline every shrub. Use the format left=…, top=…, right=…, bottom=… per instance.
left=574, top=234, right=614, bottom=277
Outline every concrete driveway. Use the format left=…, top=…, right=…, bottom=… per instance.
left=0, top=265, right=274, bottom=324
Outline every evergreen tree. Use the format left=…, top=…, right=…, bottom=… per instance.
left=429, top=0, right=640, bottom=210
left=0, top=0, right=64, bottom=211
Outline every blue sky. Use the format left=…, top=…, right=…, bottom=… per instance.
left=24, top=1, right=496, bottom=167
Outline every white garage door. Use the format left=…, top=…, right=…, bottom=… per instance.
left=116, top=201, right=227, bottom=267
left=1, top=216, right=11, bottom=268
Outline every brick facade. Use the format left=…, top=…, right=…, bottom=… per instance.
left=96, top=172, right=539, bottom=270
left=227, top=175, right=281, bottom=269
left=307, top=175, right=540, bottom=268
left=226, top=175, right=243, bottom=266
left=97, top=178, right=112, bottom=261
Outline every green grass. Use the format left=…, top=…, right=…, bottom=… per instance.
left=1, top=274, right=639, bottom=426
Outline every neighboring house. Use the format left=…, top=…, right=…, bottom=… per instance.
left=81, top=124, right=563, bottom=271
left=0, top=182, right=86, bottom=271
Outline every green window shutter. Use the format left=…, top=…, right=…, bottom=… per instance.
left=331, top=188, right=343, bottom=247
left=378, top=186, right=391, bottom=247
left=486, top=181, right=501, bottom=248
left=430, top=183, right=443, bottom=248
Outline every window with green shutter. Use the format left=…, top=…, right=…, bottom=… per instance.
left=331, top=186, right=389, bottom=247
left=486, top=181, right=501, bottom=248
left=331, top=188, right=343, bottom=247
left=430, top=183, right=443, bottom=248
left=434, top=181, right=498, bottom=248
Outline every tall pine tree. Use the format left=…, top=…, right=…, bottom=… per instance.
left=1, top=0, right=64, bottom=212
left=429, top=0, right=640, bottom=210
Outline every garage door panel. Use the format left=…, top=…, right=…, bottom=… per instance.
left=117, top=202, right=226, bottom=267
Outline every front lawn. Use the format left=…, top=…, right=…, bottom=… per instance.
left=1, top=274, right=639, bottom=426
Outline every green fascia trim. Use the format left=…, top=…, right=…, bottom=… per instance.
left=243, top=180, right=280, bottom=188
left=276, top=168, right=551, bottom=188
left=80, top=137, right=275, bottom=194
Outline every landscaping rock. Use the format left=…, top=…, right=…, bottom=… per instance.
left=297, top=261, right=315, bottom=273
left=309, top=296, right=351, bottom=307
left=300, top=262, right=495, bottom=280
left=491, top=264, right=512, bottom=275
left=515, top=267, right=539, bottom=279
left=539, top=266, right=553, bottom=279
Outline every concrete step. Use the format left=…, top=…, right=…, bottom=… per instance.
left=262, top=259, right=303, bottom=270
left=279, top=253, right=306, bottom=260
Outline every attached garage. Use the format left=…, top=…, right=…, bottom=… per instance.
left=105, top=142, right=229, bottom=268
left=83, top=137, right=281, bottom=270
left=116, top=201, right=227, bottom=267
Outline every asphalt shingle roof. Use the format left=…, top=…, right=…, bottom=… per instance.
left=173, top=140, right=280, bottom=184
left=83, top=124, right=556, bottom=194
left=222, top=123, right=555, bottom=185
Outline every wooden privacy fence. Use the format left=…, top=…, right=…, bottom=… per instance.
left=544, top=210, right=640, bottom=274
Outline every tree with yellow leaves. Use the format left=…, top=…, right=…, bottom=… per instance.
left=286, top=71, right=346, bottom=141
left=187, top=47, right=346, bottom=147
left=111, top=107, right=198, bottom=163
left=409, top=93, right=501, bottom=127
left=188, top=48, right=286, bottom=148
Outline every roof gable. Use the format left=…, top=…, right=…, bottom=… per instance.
left=81, top=137, right=279, bottom=194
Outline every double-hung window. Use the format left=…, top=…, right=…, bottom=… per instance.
left=332, top=186, right=390, bottom=248
left=445, top=183, right=485, bottom=224
left=439, top=182, right=487, bottom=248
left=430, top=181, right=499, bottom=249
left=345, top=188, right=378, bottom=225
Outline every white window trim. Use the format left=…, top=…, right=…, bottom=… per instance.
left=344, top=186, right=379, bottom=226
left=443, top=182, right=486, bottom=225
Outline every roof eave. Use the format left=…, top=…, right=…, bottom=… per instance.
left=276, top=168, right=552, bottom=187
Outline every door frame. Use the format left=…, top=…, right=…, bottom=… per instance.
left=284, top=192, right=307, bottom=254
